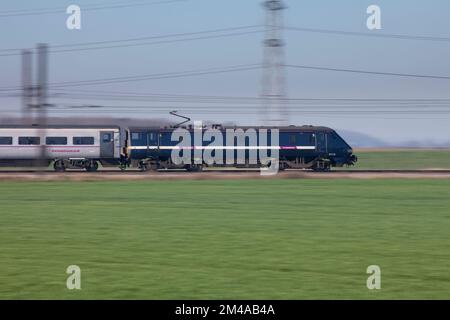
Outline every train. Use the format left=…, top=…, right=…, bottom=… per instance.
left=0, top=123, right=357, bottom=172
left=0, top=125, right=121, bottom=171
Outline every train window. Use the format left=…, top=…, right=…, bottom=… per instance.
left=148, top=132, right=158, bottom=145
left=298, top=133, right=315, bottom=146
left=19, top=137, right=40, bottom=145
left=0, top=137, right=12, bottom=145
left=46, top=137, right=67, bottom=145
left=289, top=134, right=296, bottom=145
left=328, top=132, right=348, bottom=148
left=73, top=137, right=94, bottom=145
left=102, top=133, right=112, bottom=143
left=131, top=132, right=143, bottom=141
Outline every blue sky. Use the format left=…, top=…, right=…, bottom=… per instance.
left=1, top=0, right=450, bottom=143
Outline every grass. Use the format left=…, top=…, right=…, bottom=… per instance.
left=350, top=149, right=450, bottom=170
left=0, top=179, right=449, bottom=299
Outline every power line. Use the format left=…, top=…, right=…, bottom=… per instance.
left=3, top=108, right=449, bottom=120
left=26, top=99, right=450, bottom=111
left=0, top=0, right=154, bottom=14
left=2, top=62, right=450, bottom=93
left=0, top=64, right=263, bottom=91
left=52, top=25, right=262, bottom=49
left=49, top=88, right=450, bottom=102
left=6, top=102, right=450, bottom=111
left=0, top=86, right=22, bottom=92
left=57, top=99, right=450, bottom=108
left=0, top=25, right=263, bottom=55
left=45, top=93, right=450, bottom=107
left=285, top=26, right=450, bottom=43
left=285, top=64, right=450, bottom=80
left=0, top=0, right=187, bottom=18
left=4, top=22, right=450, bottom=55
left=16, top=107, right=450, bottom=115
left=2, top=24, right=450, bottom=57
left=51, top=64, right=263, bottom=88
left=4, top=102, right=450, bottom=119
left=0, top=26, right=264, bottom=57
left=51, top=30, right=264, bottom=54
left=3, top=90, right=450, bottom=108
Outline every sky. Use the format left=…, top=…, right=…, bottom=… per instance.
left=1, top=0, right=450, bottom=143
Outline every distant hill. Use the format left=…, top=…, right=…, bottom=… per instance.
left=339, top=130, right=450, bottom=148
left=338, top=130, right=388, bottom=148
left=396, top=139, right=450, bottom=148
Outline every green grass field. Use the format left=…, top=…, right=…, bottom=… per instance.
left=0, top=179, right=449, bottom=299
left=350, top=149, right=450, bottom=170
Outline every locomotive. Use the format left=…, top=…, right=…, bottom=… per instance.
left=125, top=124, right=357, bottom=172
left=0, top=123, right=357, bottom=172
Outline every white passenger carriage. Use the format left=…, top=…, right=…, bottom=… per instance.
left=0, top=125, right=121, bottom=171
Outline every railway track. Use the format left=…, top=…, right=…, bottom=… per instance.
left=0, top=169, right=450, bottom=174
left=1, top=168, right=450, bottom=181
left=0, top=168, right=450, bottom=175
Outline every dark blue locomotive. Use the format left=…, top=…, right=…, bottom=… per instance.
left=124, top=124, right=357, bottom=171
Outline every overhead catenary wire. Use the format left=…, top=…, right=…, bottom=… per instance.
left=0, top=64, right=263, bottom=92
left=49, top=64, right=263, bottom=88
left=50, top=26, right=263, bottom=49
left=3, top=102, right=450, bottom=119
left=47, top=88, right=450, bottom=103
left=44, top=94, right=450, bottom=107
left=1, top=108, right=448, bottom=120
left=11, top=99, right=450, bottom=112
left=2, top=23, right=450, bottom=56
left=0, top=0, right=187, bottom=18
left=4, top=90, right=450, bottom=111
left=2, top=61, right=450, bottom=93
left=3, top=107, right=450, bottom=115
left=4, top=93, right=450, bottom=111
left=0, top=0, right=159, bottom=14
left=49, top=30, right=265, bottom=54
left=0, top=25, right=265, bottom=56
left=284, top=64, right=450, bottom=80
left=285, top=26, right=450, bottom=43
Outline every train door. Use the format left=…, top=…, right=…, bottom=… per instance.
left=316, top=132, right=327, bottom=153
left=100, top=131, right=114, bottom=158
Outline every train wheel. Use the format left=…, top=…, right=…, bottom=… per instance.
left=312, top=160, right=331, bottom=172
left=119, top=157, right=129, bottom=171
left=186, top=164, right=203, bottom=172
left=139, top=161, right=159, bottom=172
left=138, top=162, right=149, bottom=172
left=85, top=161, right=99, bottom=172
left=53, top=160, right=66, bottom=172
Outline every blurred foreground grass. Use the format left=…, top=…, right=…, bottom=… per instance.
left=0, top=179, right=449, bottom=299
